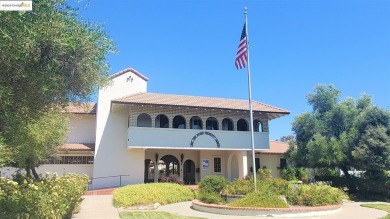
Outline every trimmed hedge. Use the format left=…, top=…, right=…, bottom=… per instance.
left=113, top=183, right=194, bottom=207
left=198, top=175, right=228, bottom=194
left=287, top=184, right=346, bottom=206
left=0, top=173, right=88, bottom=218
left=222, top=178, right=290, bottom=197
left=228, top=190, right=289, bottom=208
left=222, top=178, right=253, bottom=196
left=221, top=177, right=345, bottom=207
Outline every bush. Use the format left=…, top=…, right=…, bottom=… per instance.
left=199, top=191, right=224, bottom=204
left=0, top=173, right=88, bottom=218
left=258, top=178, right=291, bottom=196
left=113, top=183, right=193, bottom=207
left=222, top=178, right=254, bottom=195
left=228, top=190, right=289, bottom=208
left=160, top=174, right=183, bottom=184
left=295, top=168, right=308, bottom=180
left=280, top=167, right=297, bottom=181
left=287, top=184, right=346, bottom=206
left=198, top=175, right=228, bottom=194
left=354, top=176, right=390, bottom=200
left=257, top=167, right=272, bottom=179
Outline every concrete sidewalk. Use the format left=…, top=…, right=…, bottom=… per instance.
left=72, top=195, right=120, bottom=219
left=72, top=195, right=388, bottom=219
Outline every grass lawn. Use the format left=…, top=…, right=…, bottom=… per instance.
left=361, top=204, right=390, bottom=219
left=119, top=211, right=206, bottom=219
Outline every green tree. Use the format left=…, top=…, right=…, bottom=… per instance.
left=0, top=137, right=12, bottom=167
left=278, top=135, right=296, bottom=143
left=290, top=84, right=390, bottom=190
left=5, top=111, right=69, bottom=179
left=0, top=0, right=115, bottom=175
left=352, top=107, right=390, bottom=173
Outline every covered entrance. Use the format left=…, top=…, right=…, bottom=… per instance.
left=159, top=155, right=180, bottom=179
left=143, top=154, right=181, bottom=183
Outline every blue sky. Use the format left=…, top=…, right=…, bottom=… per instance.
left=73, top=0, right=390, bottom=140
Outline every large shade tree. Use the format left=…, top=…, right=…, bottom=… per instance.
left=0, top=0, right=115, bottom=177
left=286, top=84, right=390, bottom=189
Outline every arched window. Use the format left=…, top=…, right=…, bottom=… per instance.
left=155, top=114, right=169, bottom=128
left=190, top=116, right=203, bottom=129
left=253, top=120, right=263, bottom=132
left=222, top=118, right=233, bottom=131
left=237, top=119, right=248, bottom=131
left=137, top=113, right=152, bottom=127
left=173, top=115, right=186, bottom=129
left=206, top=117, right=219, bottom=130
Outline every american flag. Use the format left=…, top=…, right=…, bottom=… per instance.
left=235, top=23, right=247, bottom=69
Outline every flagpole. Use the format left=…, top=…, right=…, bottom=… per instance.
left=244, top=6, right=257, bottom=191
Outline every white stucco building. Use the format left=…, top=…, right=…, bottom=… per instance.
left=1, top=67, right=290, bottom=189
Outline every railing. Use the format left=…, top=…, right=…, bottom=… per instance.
left=88, top=174, right=130, bottom=190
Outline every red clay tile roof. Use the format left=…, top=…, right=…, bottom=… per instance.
left=260, top=141, right=290, bottom=154
left=60, top=143, right=95, bottom=151
left=110, top=67, right=149, bottom=81
left=112, top=92, right=289, bottom=119
left=66, top=103, right=97, bottom=114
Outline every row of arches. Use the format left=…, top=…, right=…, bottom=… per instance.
left=136, top=113, right=264, bottom=132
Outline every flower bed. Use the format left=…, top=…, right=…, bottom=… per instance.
left=0, top=173, right=88, bottom=218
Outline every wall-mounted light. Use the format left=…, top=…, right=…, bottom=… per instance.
left=180, top=153, right=184, bottom=164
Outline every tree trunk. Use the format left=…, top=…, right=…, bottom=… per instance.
left=25, top=166, right=31, bottom=178
left=31, top=166, right=40, bottom=180
left=340, top=165, right=356, bottom=193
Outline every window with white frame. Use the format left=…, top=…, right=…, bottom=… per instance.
left=213, top=157, right=221, bottom=173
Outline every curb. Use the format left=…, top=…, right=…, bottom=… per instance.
left=192, top=199, right=342, bottom=217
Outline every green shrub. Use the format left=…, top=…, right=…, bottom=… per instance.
left=259, top=178, right=291, bottom=196
left=280, top=167, right=308, bottom=181
left=113, top=183, right=193, bottom=207
left=295, top=168, right=308, bottom=180
left=228, top=190, right=289, bottom=208
left=257, top=167, right=272, bottom=179
left=198, top=175, right=228, bottom=194
left=222, top=178, right=291, bottom=197
left=192, top=189, right=199, bottom=200
left=222, top=178, right=254, bottom=195
left=280, top=167, right=297, bottom=181
left=199, top=191, right=224, bottom=204
left=287, top=184, right=346, bottom=206
left=0, top=173, right=88, bottom=218
left=355, top=177, right=390, bottom=200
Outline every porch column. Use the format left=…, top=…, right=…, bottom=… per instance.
left=180, top=163, right=183, bottom=181
left=154, top=162, right=158, bottom=183
left=240, top=151, right=248, bottom=178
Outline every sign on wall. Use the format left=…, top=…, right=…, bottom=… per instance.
left=202, top=159, right=209, bottom=170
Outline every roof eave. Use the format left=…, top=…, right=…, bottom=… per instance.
left=111, top=101, right=290, bottom=117
left=109, top=67, right=149, bottom=81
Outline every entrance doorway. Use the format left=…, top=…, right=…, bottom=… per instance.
left=159, top=155, right=180, bottom=180
left=183, top=160, right=195, bottom=184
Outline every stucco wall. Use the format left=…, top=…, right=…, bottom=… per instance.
left=93, top=70, right=147, bottom=189
left=0, top=165, right=93, bottom=178
left=259, top=154, right=282, bottom=178
left=66, top=114, right=96, bottom=143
